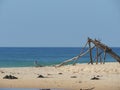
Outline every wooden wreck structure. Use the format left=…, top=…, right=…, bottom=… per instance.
left=56, top=38, right=120, bottom=67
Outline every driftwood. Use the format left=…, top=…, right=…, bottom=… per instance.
left=56, top=38, right=120, bottom=67
left=88, top=38, right=120, bottom=63
left=73, top=41, right=89, bottom=65
left=56, top=46, right=95, bottom=67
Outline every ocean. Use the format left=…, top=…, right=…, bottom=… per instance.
left=0, top=47, right=120, bottom=67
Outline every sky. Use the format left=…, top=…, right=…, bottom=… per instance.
left=0, top=0, right=120, bottom=47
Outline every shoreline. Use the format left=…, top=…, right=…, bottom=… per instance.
left=0, top=62, right=120, bottom=90
left=0, top=61, right=117, bottom=68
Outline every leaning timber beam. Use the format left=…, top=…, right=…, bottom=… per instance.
left=73, top=41, right=89, bottom=65
left=107, top=51, right=120, bottom=63
left=103, top=51, right=107, bottom=64
left=88, top=40, right=93, bottom=64
left=56, top=46, right=95, bottom=67
left=96, top=47, right=99, bottom=64
left=88, top=38, right=111, bottom=51
left=88, top=38, right=120, bottom=63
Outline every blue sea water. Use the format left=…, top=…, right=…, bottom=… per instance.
left=0, top=47, right=120, bottom=67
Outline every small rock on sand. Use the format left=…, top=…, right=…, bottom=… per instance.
left=3, top=75, right=18, bottom=79
left=91, top=76, right=99, bottom=80
left=38, top=75, right=45, bottom=78
left=71, top=76, right=77, bottom=78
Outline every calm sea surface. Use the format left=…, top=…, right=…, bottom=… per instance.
left=0, top=47, right=120, bottom=67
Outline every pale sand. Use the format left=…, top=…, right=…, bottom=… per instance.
left=0, top=62, right=120, bottom=90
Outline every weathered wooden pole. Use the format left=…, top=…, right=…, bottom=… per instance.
left=103, top=51, right=106, bottom=64
left=100, top=55, right=103, bottom=64
left=73, top=41, right=89, bottom=65
left=88, top=39, right=93, bottom=64
left=96, top=47, right=99, bottom=64
left=88, top=38, right=120, bottom=63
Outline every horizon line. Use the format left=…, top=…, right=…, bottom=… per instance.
left=0, top=46, right=119, bottom=48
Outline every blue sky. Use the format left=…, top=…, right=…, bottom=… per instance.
left=0, top=0, right=120, bottom=47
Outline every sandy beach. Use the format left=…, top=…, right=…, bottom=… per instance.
left=0, top=62, right=120, bottom=90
